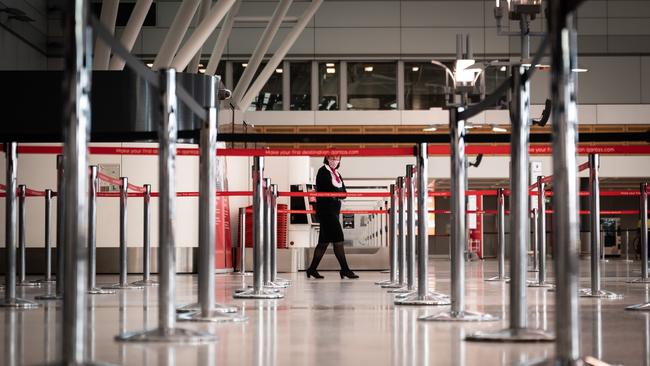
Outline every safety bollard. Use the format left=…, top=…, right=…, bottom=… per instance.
left=234, top=156, right=283, bottom=299
left=529, top=177, right=553, bottom=288
left=16, top=185, right=40, bottom=287
left=0, top=142, right=39, bottom=308
left=88, top=166, right=115, bottom=295
left=580, top=154, right=621, bottom=298
left=377, top=184, right=400, bottom=287
left=420, top=108, right=496, bottom=322
left=179, top=75, right=246, bottom=321
left=486, top=188, right=509, bottom=281
left=36, top=155, right=65, bottom=300
left=395, top=143, right=449, bottom=305
left=271, top=184, right=291, bottom=286
left=104, top=177, right=143, bottom=290
left=389, top=177, right=409, bottom=294
left=116, top=69, right=217, bottom=342
left=132, top=184, right=158, bottom=287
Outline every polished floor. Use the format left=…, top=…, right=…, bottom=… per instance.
left=1, top=259, right=650, bottom=366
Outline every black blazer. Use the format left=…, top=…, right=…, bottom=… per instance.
left=315, top=165, right=346, bottom=215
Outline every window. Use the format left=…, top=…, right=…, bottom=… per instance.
left=404, top=62, right=451, bottom=110
left=347, top=62, right=396, bottom=110
left=233, top=62, right=283, bottom=111
left=318, top=62, right=339, bottom=110
left=290, top=62, right=311, bottom=110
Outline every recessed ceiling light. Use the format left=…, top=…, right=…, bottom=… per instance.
left=572, top=68, right=588, bottom=72
left=242, top=63, right=248, bottom=67
left=326, top=63, right=335, bottom=67
left=412, top=66, right=420, bottom=72
left=275, top=68, right=283, bottom=73
left=499, top=66, right=507, bottom=72
left=364, top=66, right=374, bottom=72
left=198, top=68, right=206, bottom=74
left=146, top=63, right=153, bottom=68
left=326, top=67, right=336, bottom=74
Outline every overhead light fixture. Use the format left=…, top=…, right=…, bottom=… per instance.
left=326, top=63, right=335, bottom=67
left=412, top=66, right=420, bottom=72
left=572, top=68, right=588, bottom=72
left=326, top=67, right=336, bottom=74
left=198, top=63, right=204, bottom=67
left=275, top=68, right=283, bottom=73
left=492, top=126, right=507, bottom=132
left=242, top=63, right=248, bottom=67
left=364, top=66, right=374, bottom=72
left=146, top=63, right=153, bottom=68
left=499, top=66, right=507, bottom=72
left=454, top=59, right=481, bottom=84
left=422, top=126, right=437, bottom=132
left=198, top=68, right=206, bottom=74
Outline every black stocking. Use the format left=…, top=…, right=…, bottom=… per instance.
left=308, top=241, right=330, bottom=271
left=333, top=242, right=351, bottom=272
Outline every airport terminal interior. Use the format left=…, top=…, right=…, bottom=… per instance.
left=2, top=0, right=650, bottom=365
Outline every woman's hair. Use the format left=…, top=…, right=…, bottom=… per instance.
left=323, top=156, right=341, bottom=169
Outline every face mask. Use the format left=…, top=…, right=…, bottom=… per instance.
left=328, top=160, right=339, bottom=169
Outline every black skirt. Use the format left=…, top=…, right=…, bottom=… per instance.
left=317, top=211, right=344, bottom=243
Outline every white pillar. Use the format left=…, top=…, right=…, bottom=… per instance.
left=109, top=0, right=153, bottom=70
left=93, top=0, right=120, bottom=70
left=206, top=0, right=241, bottom=76
left=186, top=0, right=212, bottom=73
left=152, top=0, right=201, bottom=70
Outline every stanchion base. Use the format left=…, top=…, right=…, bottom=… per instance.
left=232, top=272, right=252, bottom=277
left=395, top=293, right=451, bottom=306
left=274, top=277, right=291, bottom=286
left=177, top=302, right=238, bottom=314
left=264, top=281, right=289, bottom=289
left=16, top=281, right=41, bottom=287
left=626, top=278, right=650, bottom=284
left=102, top=283, right=144, bottom=290
left=233, top=288, right=284, bottom=299
left=625, top=302, right=650, bottom=311
left=485, top=276, right=510, bottom=282
left=31, top=278, right=56, bottom=284
left=35, top=293, right=62, bottom=301
left=394, top=290, right=417, bottom=299
left=525, top=355, right=614, bottom=366
left=578, top=288, right=623, bottom=299
left=388, top=286, right=412, bottom=294
left=178, top=309, right=248, bottom=323
left=465, top=328, right=554, bottom=342
left=528, top=281, right=555, bottom=288
left=0, top=297, right=41, bottom=309
left=115, top=327, right=218, bottom=344
left=88, top=287, right=116, bottom=295
left=380, top=282, right=402, bottom=288
left=131, top=279, right=159, bottom=287
left=375, top=279, right=391, bottom=285
left=419, top=310, right=498, bottom=322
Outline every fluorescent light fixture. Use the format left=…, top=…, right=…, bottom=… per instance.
left=492, top=126, right=507, bottom=132
left=198, top=63, right=204, bottom=67
left=326, top=67, right=336, bottom=74
left=500, top=66, right=507, bottom=72
left=364, top=66, right=374, bottom=72
left=326, top=63, right=335, bottom=67
left=146, top=63, right=153, bottom=68
left=535, top=64, right=550, bottom=68
left=242, top=63, right=248, bottom=67
left=572, top=68, right=588, bottom=72
left=412, top=66, right=420, bottom=72
left=422, top=126, right=437, bottom=132
left=198, top=68, right=206, bottom=74
left=275, top=68, right=283, bottom=73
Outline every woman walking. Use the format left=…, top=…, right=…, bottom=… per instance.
left=306, top=155, right=359, bottom=279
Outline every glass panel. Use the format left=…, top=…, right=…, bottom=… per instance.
left=233, top=62, right=283, bottom=111
left=404, top=62, right=451, bottom=110
left=290, top=62, right=311, bottom=110
left=347, top=62, right=397, bottom=110
left=318, top=62, right=339, bottom=110
left=483, top=64, right=509, bottom=108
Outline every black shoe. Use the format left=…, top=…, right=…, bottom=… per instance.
left=306, top=268, right=324, bottom=279
left=339, top=270, right=359, bottom=279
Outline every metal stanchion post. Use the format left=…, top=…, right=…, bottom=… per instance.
left=580, top=154, right=621, bottom=298
left=486, top=188, right=508, bottom=281
left=389, top=177, right=410, bottom=294
left=104, top=177, right=143, bottom=290
left=88, top=166, right=114, bottom=295
left=234, top=156, right=283, bottom=299
left=529, top=208, right=539, bottom=273
left=36, top=155, right=65, bottom=300
left=16, top=185, right=39, bottom=287
left=132, top=184, right=158, bottom=287
left=262, top=179, right=286, bottom=289
left=627, top=182, right=650, bottom=310
left=624, top=230, right=633, bottom=263
left=117, top=69, right=217, bottom=343
left=629, top=182, right=650, bottom=285
left=180, top=76, right=245, bottom=321
left=271, top=184, right=290, bottom=286
left=0, top=143, right=39, bottom=308
left=378, top=184, right=400, bottom=287
left=395, top=165, right=417, bottom=298
left=235, top=207, right=250, bottom=275
left=34, top=189, right=55, bottom=283
left=529, top=177, right=553, bottom=287
left=467, top=66, right=547, bottom=335
left=396, top=143, right=449, bottom=305
left=420, top=108, right=496, bottom=322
